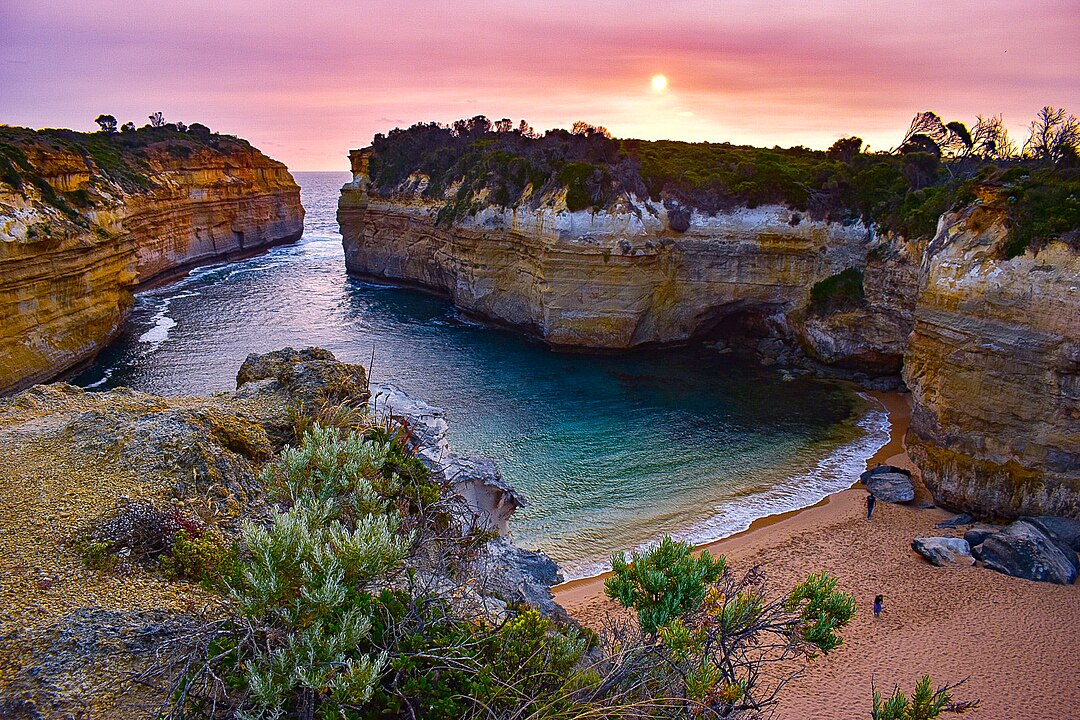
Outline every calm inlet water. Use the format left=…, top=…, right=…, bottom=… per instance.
left=75, top=171, right=888, bottom=579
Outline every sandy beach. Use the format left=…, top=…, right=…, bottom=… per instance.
left=553, top=392, right=1080, bottom=719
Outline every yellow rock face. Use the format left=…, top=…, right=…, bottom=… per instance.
left=338, top=165, right=872, bottom=349
left=904, top=196, right=1080, bottom=517
left=0, top=143, right=304, bottom=394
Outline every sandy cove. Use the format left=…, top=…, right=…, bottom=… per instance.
left=553, top=392, right=1080, bottom=719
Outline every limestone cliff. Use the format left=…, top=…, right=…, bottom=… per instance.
left=904, top=190, right=1080, bottom=519
left=338, top=143, right=1079, bottom=520
left=339, top=150, right=872, bottom=349
left=0, top=126, right=304, bottom=394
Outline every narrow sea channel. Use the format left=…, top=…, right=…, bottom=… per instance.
left=74, top=171, right=889, bottom=579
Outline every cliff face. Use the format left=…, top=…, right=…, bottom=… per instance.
left=339, top=152, right=871, bottom=349
left=339, top=148, right=1079, bottom=520
left=904, top=192, right=1080, bottom=519
left=793, top=236, right=922, bottom=376
left=0, top=130, right=303, bottom=394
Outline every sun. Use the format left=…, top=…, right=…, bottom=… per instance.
left=651, top=74, right=668, bottom=92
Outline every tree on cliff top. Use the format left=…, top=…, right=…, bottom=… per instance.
left=1023, top=106, right=1080, bottom=164
left=94, top=114, right=117, bottom=133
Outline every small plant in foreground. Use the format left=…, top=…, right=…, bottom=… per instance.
left=872, top=675, right=980, bottom=719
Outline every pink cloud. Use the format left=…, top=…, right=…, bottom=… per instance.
left=2, top=0, right=1077, bottom=169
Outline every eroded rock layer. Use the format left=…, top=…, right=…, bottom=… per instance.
left=0, top=134, right=304, bottom=394
left=904, top=192, right=1080, bottom=519
left=339, top=152, right=872, bottom=349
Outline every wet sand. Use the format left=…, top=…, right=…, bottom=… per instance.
left=553, top=392, right=1080, bottom=718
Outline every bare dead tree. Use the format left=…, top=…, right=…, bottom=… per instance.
left=1022, top=106, right=1080, bottom=163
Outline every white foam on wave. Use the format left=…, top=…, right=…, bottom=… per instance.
left=83, top=367, right=114, bottom=389
left=136, top=290, right=200, bottom=350
left=558, top=398, right=893, bottom=581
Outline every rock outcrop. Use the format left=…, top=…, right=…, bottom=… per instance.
left=860, top=465, right=916, bottom=503
left=339, top=150, right=872, bottom=350
left=0, top=127, right=304, bottom=395
left=974, top=520, right=1079, bottom=584
left=0, top=347, right=565, bottom=715
left=911, top=537, right=975, bottom=568
left=904, top=190, right=1080, bottom=520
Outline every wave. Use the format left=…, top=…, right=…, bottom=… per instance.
left=557, top=401, right=892, bottom=581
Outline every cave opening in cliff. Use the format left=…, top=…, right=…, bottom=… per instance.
left=697, top=305, right=782, bottom=350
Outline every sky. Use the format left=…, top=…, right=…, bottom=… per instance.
left=2, top=1, right=1078, bottom=170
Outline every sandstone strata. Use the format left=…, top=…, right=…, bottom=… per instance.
left=0, top=133, right=304, bottom=394
left=339, top=150, right=872, bottom=349
left=904, top=191, right=1080, bottom=519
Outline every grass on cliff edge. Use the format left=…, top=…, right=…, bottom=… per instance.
left=0, top=122, right=257, bottom=204
left=364, top=114, right=1080, bottom=254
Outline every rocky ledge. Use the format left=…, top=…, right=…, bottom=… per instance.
left=0, top=125, right=305, bottom=395
left=0, top=348, right=562, bottom=715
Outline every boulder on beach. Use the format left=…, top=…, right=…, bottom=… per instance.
left=1021, top=516, right=1080, bottom=552
left=977, top=520, right=1079, bottom=585
left=860, top=465, right=915, bottom=503
left=912, top=536, right=975, bottom=567
left=963, top=525, right=1000, bottom=548
left=936, top=513, right=975, bottom=529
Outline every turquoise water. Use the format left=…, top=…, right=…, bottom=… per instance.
left=74, top=171, right=888, bottom=578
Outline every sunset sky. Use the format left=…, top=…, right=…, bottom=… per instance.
left=3, top=1, right=1078, bottom=170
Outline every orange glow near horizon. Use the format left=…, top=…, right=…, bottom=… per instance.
left=1, top=1, right=1077, bottom=170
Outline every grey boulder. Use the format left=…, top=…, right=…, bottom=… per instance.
left=861, top=465, right=915, bottom=503
left=1020, top=516, right=1080, bottom=552
left=977, top=520, right=1079, bottom=584
left=911, top=537, right=975, bottom=567
left=963, top=525, right=999, bottom=548
left=936, top=513, right=975, bottom=529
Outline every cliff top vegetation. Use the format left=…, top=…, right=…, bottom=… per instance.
left=363, top=109, right=1079, bottom=256
left=0, top=114, right=266, bottom=223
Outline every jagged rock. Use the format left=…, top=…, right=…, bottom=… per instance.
left=860, top=465, right=915, bottom=503
left=977, top=520, right=1079, bottom=584
left=936, top=513, right=975, bottom=529
left=1020, top=516, right=1080, bottom=551
left=369, top=382, right=523, bottom=533
left=911, top=537, right=975, bottom=567
left=478, top=538, right=566, bottom=620
left=963, top=524, right=1000, bottom=548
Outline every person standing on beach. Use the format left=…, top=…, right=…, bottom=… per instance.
left=873, top=594, right=884, bottom=618
left=866, top=492, right=877, bottom=521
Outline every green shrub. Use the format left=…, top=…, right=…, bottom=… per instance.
left=605, top=535, right=727, bottom=634
left=809, top=268, right=865, bottom=314
left=159, top=530, right=237, bottom=583
left=872, top=675, right=979, bottom=719
left=71, top=538, right=115, bottom=570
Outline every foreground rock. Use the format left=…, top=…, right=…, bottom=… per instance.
left=976, top=520, right=1079, bottom=585
left=0, top=125, right=304, bottom=395
left=0, top=348, right=565, bottom=715
left=368, top=382, right=523, bottom=533
left=1021, top=516, right=1080, bottom=551
left=860, top=465, right=915, bottom=503
left=911, top=537, right=975, bottom=568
